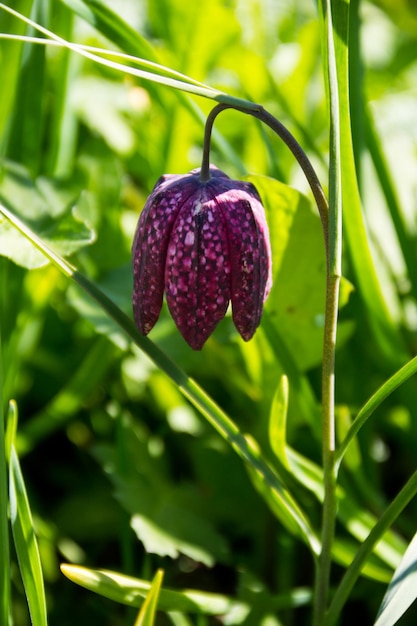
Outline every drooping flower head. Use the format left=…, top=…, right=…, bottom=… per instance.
left=132, top=166, right=272, bottom=350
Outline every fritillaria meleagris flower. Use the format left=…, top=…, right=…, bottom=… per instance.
left=132, top=166, right=272, bottom=350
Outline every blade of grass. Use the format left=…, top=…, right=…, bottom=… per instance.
left=60, top=564, right=249, bottom=615
left=364, top=108, right=417, bottom=298
left=324, top=469, right=417, bottom=626
left=7, top=0, right=48, bottom=172
left=0, top=0, right=34, bottom=155
left=45, top=5, right=80, bottom=178
left=0, top=199, right=320, bottom=556
left=262, top=316, right=322, bottom=439
left=374, top=531, right=417, bottom=626
left=0, top=301, right=11, bottom=626
left=336, top=354, right=417, bottom=468
left=332, top=0, right=407, bottom=369
left=60, top=0, right=158, bottom=60
left=0, top=3, right=257, bottom=110
left=134, top=570, right=164, bottom=626
left=9, top=440, right=48, bottom=626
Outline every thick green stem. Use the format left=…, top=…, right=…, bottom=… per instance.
left=313, top=271, right=339, bottom=626
left=203, top=104, right=339, bottom=622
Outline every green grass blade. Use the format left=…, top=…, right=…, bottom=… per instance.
left=60, top=0, right=158, bottom=59
left=45, top=5, right=79, bottom=178
left=364, top=108, right=417, bottom=298
left=60, top=564, right=249, bottom=615
left=9, top=442, right=48, bottom=626
left=5, top=399, right=18, bottom=465
left=0, top=200, right=319, bottom=555
left=331, top=0, right=407, bottom=368
left=325, top=469, right=417, bottom=626
left=336, top=354, right=417, bottom=467
left=0, top=320, right=11, bottom=626
left=262, top=316, right=322, bottom=439
left=0, top=3, right=215, bottom=96
left=7, top=1, right=48, bottom=172
left=374, top=531, right=417, bottom=626
left=134, top=570, right=164, bottom=626
left=61, top=564, right=311, bottom=617
left=0, top=3, right=256, bottom=109
left=0, top=0, right=34, bottom=155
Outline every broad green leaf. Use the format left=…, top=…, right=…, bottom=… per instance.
left=9, top=443, right=47, bottom=626
left=134, top=570, right=164, bottom=626
left=253, top=175, right=326, bottom=372
left=249, top=174, right=353, bottom=371
left=60, top=564, right=249, bottom=615
left=374, top=531, right=417, bottom=626
left=0, top=161, right=95, bottom=268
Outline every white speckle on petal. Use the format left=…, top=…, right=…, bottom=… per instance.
left=184, top=231, right=195, bottom=246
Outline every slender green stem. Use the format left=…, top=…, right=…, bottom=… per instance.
left=202, top=103, right=339, bottom=623
left=313, top=272, right=339, bottom=626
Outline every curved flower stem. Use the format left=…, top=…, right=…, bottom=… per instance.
left=202, top=103, right=338, bottom=620
left=201, top=103, right=329, bottom=242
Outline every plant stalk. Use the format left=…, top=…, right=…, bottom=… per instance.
left=202, top=104, right=339, bottom=623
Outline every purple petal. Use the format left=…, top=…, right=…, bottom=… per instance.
left=219, top=182, right=272, bottom=340
left=132, top=174, right=200, bottom=334
left=165, top=186, right=231, bottom=350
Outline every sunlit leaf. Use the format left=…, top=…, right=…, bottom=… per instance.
left=9, top=444, right=47, bottom=626
left=249, top=174, right=353, bottom=371
left=374, top=531, right=417, bottom=626
left=268, top=375, right=290, bottom=468
left=0, top=161, right=95, bottom=268
left=134, top=570, right=164, bottom=626
left=60, top=564, right=249, bottom=615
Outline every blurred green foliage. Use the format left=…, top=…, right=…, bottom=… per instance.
left=1, top=0, right=417, bottom=624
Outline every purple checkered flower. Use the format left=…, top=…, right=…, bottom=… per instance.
left=132, top=166, right=272, bottom=350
